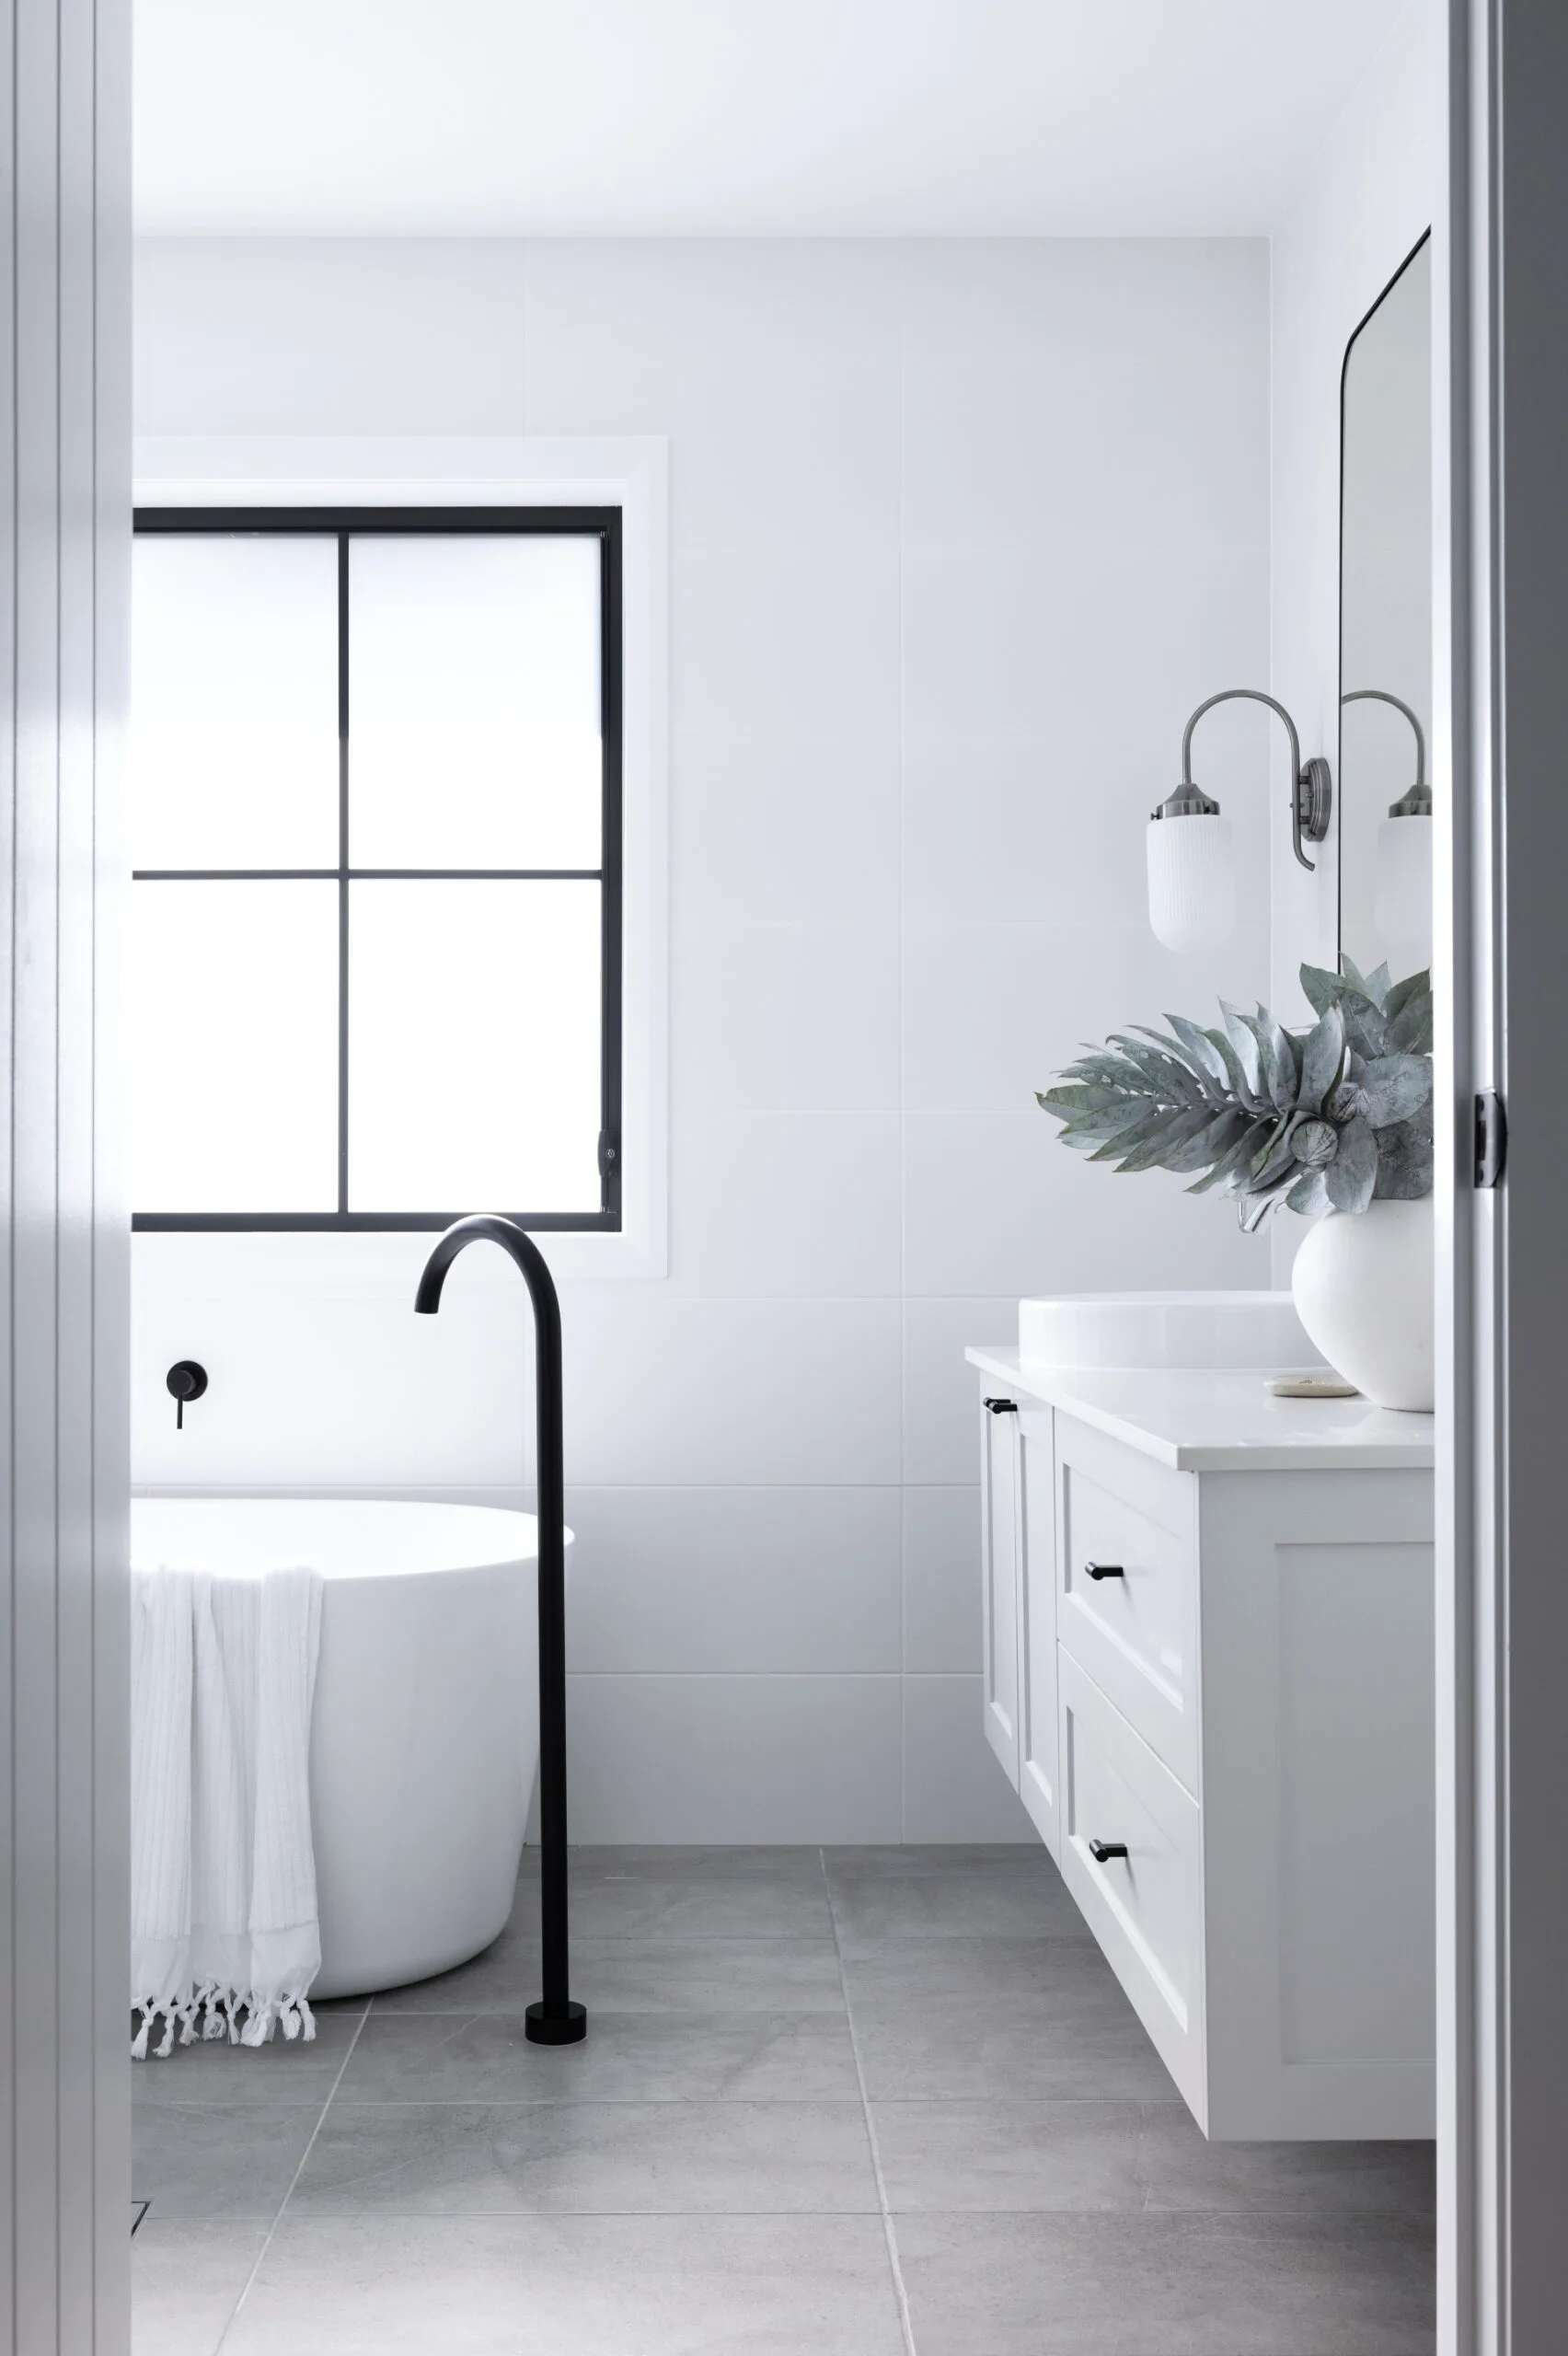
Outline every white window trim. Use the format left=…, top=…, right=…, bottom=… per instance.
left=132, top=433, right=669, bottom=1281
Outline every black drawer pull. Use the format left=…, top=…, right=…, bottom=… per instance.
left=982, top=1397, right=1019, bottom=1415
left=1088, top=1839, right=1128, bottom=1865
left=1084, top=1561, right=1124, bottom=1580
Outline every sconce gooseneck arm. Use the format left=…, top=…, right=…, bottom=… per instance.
left=1181, top=687, right=1301, bottom=795
left=1173, top=687, right=1331, bottom=873
left=1342, top=687, right=1430, bottom=813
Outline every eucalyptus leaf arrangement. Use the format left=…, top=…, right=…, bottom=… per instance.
left=1038, top=960, right=1434, bottom=1233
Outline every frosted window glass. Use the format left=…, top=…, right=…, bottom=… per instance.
left=131, top=536, right=340, bottom=870
left=130, top=883, right=339, bottom=1211
left=349, top=537, right=602, bottom=870
left=348, top=882, right=601, bottom=1212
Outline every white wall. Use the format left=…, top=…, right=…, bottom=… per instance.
left=133, top=236, right=1273, bottom=1841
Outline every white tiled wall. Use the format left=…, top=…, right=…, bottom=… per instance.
left=133, top=235, right=1273, bottom=1840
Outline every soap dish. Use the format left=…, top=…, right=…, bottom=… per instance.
left=1265, top=1369, right=1360, bottom=1400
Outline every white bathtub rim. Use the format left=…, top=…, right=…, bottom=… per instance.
left=130, top=1495, right=571, bottom=1581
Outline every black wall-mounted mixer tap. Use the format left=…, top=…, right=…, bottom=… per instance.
left=166, top=1361, right=208, bottom=1431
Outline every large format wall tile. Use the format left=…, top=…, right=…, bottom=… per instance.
left=564, top=1674, right=903, bottom=1842
left=562, top=1487, right=901, bottom=1673
left=665, top=1113, right=902, bottom=1296
left=558, top=1295, right=903, bottom=1487
left=902, top=1674, right=1035, bottom=1842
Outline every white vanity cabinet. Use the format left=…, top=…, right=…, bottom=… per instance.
left=970, top=1349, right=1435, bottom=2142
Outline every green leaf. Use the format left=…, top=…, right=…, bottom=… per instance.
left=1159, top=1106, right=1252, bottom=1175
left=1298, top=964, right=1344, bottom=1019
left=1037, top=1082, right=1135, bottom=1117
left=1325, top=1114, right=1378, bottom=1214
left=1185, top=1115, right=1275, bottom=1194
left=1203, top=1026, right=1267, bottom=1114
left=1286, top=1168, right=1332, bottom=1218
left=1085, top=1108, right=1182, bottom=1163
left=1383, top=968, right=1431, bottom=1024
left=1250, top=1113, right=1307, bottom=1192
left=1162, top=1015, right=1230, bottom=1091
left=1386, top=989, right=1434, bottom=1057
left=1242, top=1009, right=1297, bottom=1115
left=1339, top=996, right=1390, bottom=1060
left=1358, top=1053, right=1433, bottom=1128
left=1218, top=1001, right=1264, bottom=1099
left=1297, top=1003, right=1346, bottom=1116
left=1237, top=1176, right=1294, bottom=1234
left=1362, top=961, right=1392, bottom=1008
left=1106, top=1033, right=1207, bottom=1105
left=1057, top=1103, right=1160, bottom=1150
left=1373, top=1111, right=1435, bottom=1200
left=1108, top=1105, right=1217, bottom=1172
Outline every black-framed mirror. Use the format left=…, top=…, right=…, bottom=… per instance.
left=1339, top=233, right=1434, bottom=979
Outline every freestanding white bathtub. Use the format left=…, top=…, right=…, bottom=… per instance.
left=130, top=1497, right=566, bottom=1999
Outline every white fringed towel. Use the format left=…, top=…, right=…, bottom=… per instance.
left=132, top=1564, right=324, bottom=2059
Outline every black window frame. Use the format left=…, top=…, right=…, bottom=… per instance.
left=131, top=503, right=624, bottom=1234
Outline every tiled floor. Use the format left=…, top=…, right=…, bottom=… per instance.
left=132, top=1844, right=1435, bottom=2354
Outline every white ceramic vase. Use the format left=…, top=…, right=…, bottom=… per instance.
left=1290, top=1194, right=1435, bottom=1413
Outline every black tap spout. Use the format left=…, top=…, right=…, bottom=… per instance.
left=415, top=1214, right=585, bottom=2046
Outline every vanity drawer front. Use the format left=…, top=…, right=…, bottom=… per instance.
left=1058, top=1647, right=1205, bottom=2122
left=1055, top=1418, right=1199, bottom=1794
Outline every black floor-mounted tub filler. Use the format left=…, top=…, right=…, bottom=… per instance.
left=414, top=1214, right=586, bottom=2046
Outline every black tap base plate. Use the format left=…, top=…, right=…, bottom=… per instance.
left=525, top=2000, right=588, bottom=2046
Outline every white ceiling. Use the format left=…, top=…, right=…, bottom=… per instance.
left=135, top=0, right=1412, bottom=240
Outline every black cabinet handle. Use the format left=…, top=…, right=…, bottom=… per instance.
left=1084, top=1561, right=1124, bottom=1581
left=982, top=1397, right=1019, bottom=1415
left=1088, top=1839, right=1128, bottom=1865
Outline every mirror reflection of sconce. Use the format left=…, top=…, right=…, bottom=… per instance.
left=1342, top=688, right=1433, bottom=956
left=1146, top=688, right=1333, bottom=953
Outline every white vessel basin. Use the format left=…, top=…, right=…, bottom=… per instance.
left=1018, top=1290, right=1323, bottom=1373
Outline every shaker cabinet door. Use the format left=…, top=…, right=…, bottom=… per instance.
left=1017, top=1407, right=1061, bottom=1858
left=979, top=1393, right=1022, bottom=1788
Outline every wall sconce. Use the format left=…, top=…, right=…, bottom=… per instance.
left=1343, top=688, right=1433, bottom=956
left=1146, top=689, right=1332, bottom=953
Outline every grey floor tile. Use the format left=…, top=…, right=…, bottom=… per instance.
left=133, top=2101, right=322, bottom=2223
left=375, top=1934, right=847, bottom=2015
left=132, top=2006, right=364, bottom=2108
left=824, top=1843, right=1087, bottom=1949
left=843, top=1932, right=1113, bottom=2008
left=872, top=2098, right=1150, bottom=2211
left=220, top=2212, right=907, bottom=2355
left=870, top=2098, right=1438, bottom=2220
left=854, top=2004, right=1174, bottom=2102
left=1137, top=2108, right=1437, bottom=2215
left=894, top=2210, right=1435, bottom=2355
left=131, top=2220, right=266, bottom=2356
left=848, top=1939, right=1176, bottom=2101
left=288, top=2097, right=879, bottom=2214
left=339, top=2007, right=862, bottom=2102
left=509, top=1845, right=836, bottom=1940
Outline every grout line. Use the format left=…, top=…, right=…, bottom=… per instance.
left=820, top=1849, right=918, bottom=2356
left=212, top=1998, right=372, bottom=2350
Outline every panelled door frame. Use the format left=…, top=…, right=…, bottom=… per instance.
left=1442, top=3, right=1568, bottom=2350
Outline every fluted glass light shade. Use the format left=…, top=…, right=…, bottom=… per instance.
left=1146, top=811, right=1235, bottom=953
left=1375, top=811, right=1433, bottom=964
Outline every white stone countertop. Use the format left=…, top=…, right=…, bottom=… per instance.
left=963, top=1347, right=1436, bottom=1473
